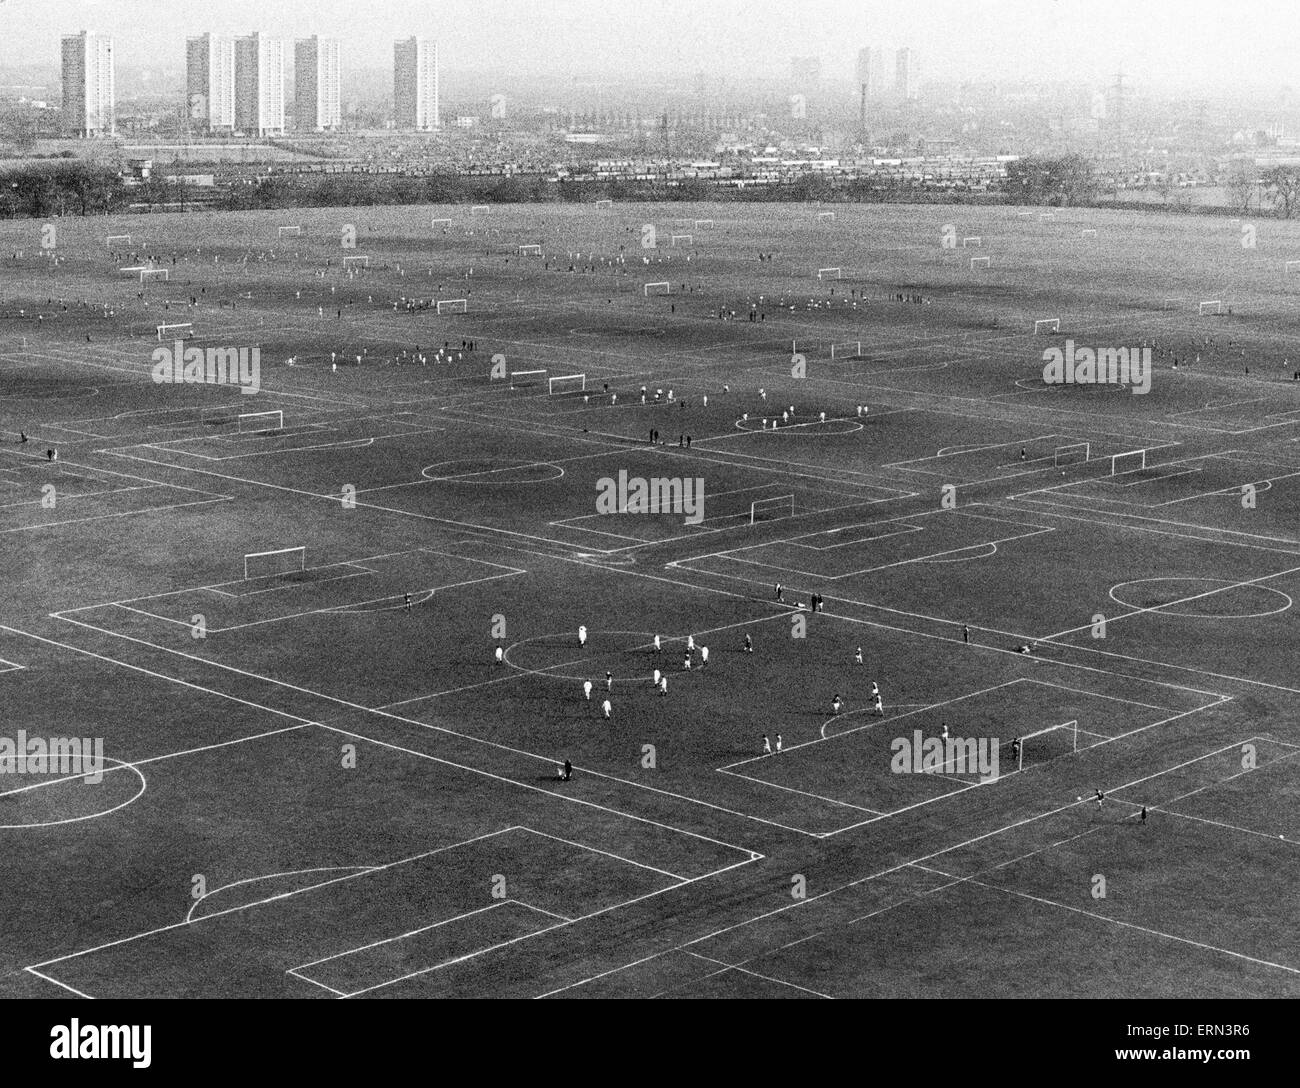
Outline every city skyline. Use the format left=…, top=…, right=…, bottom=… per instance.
left=4, top=0, right=1297, bottom=92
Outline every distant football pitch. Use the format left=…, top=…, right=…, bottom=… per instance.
left=1, top=200, right=1298, bottom=998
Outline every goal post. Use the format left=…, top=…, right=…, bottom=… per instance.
left=431, top=218, right=452, bottom=228
left=970, top=256, right=989, bottom=268
left=140, top=268, right=169, bottom=282
left=1081, top=229, right=1097, bottom=238
left=342, top=255, right=370, bottom=269
left=1111, top=449, right=1147, bottom=476
left=816, top=211, right=836, bottom=221
left=277, top=225, right=303, bottom=238
left=436, top=298, right=468, bottom=314
left=517, top=244, right=543, bottom=256
left=643, top=281, right=671, bottom=295
left=750, top=494, right=795, bottom=524
left=237, top=410, right=283, bottom=434
left=105, top=234, right=131, bottom=247
left=547, top=373, right=586, bottom=395
left=830, top=341, right=862, bottom=359
left=694, top=218, right=713, bottom=228
left=243, top=546, right=305, bottom=581
left=1053, top=441, right=1090, bottom=467
left=1033, top=318, right=1060, bottom=334
left=816, top=267, right=842, bottom=279
left=962, top=236, right=982, bottom=247
left=1198, top=300, right=1222, bottom=315
left=594, top=199, right=613, bottom=207
left=1001, top=720, right=1079, bottom=774
left=671, top=234, right=693, bottom=246
left=156, top=322, right=193, bottom=341
left=470, top=204, right=490, bottom=214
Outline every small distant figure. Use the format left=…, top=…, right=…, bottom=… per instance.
left=1094, top=789, right=1105, bottom=809
left=658, top=675, right=668, bottom=696
left=743, top=633, right=753, bottom=653
left=19, top=432, right=26, bottom=444
left=831, top=694, right=842, bottom=715
left=683, top=650, right=692, bottom=671
left=606, top=670, right=613, bottom=691
left=854, top=647, right=863, bottom=665
left=762, top=733, right=772, bottom=755
left=583, top=679, right=592, bottom=701
left=602, top=698, right=612, bottom=719
left=940, top=722, right=949, bottom=740
left=687, top=634, right=695, bottom=653
left=1020, top=447, right=1026, bottom=461
left=1010, top=738, right=1021, bottom=764
left=47, top=448, right=56, bottom=462
left=1139, top=805, right=1148, bottom=825
left=700, top=646, right=709, bottom=667
left=653, top=633, right=661, bottom=653
left=494, top=645, right=504, bottom=665
left=775, top=582, right=784, bottom=602
left=578, top=625, right=587, bottom=648
left=652, top=668, right=661, bottom=686
left=962, top=624, right=970, bottom=644
left=404, top=593, right=412, bottom=612
left=775, top=733, right=783, bottom=753
left=873, top=692, right=884, bottom=715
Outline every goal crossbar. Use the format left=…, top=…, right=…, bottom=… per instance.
left=436, top=298, right=468, bottom=313
left=817, top=267, right=842, bottom=279
left=243, top=545, right=304, bottom=580
left=156, top=322, right=193, bottom=340
left=1033, top=318, right=1060, bottom=334
left=644, top=281, right=671, bottom=295
left=237, top=410, right=283, bottom=434
left=970, top=256, right=989, bottom=268
left=750, top=494, right=795, bottom=524
left=547, top=373, right=586, bottom=394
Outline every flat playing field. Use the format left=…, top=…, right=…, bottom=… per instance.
left=1, top=201, right=1298, bottom=999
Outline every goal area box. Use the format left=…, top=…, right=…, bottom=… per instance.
left=243, top=546, right=305, bottom=581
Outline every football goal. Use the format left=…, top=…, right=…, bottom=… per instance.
left=817, top=267, right=842, bottom=279
left=1111, top=449, right=1147, bottom=475
left=970, top=256, right=989, bottom=268
left=470, top=205, right=490, bottom=214
left=1198, top=300, right=1222, bottom=315
left=156, top=322, right=193, bottom=341
left=238, top=410, right=283, bottom=434
left=243, top=546, right=305, bottom=581
left=671, top=234, right=692, bottom=246
left=277, top=225, right=303, bottom=238
left=644, top=281, right=671, bottom=295
left=962, top=236, right=982, bottom=247
left=431, top=218, right=452, bottom=228
left=751, top=494, right=795, bottom=524
left=1038, top=212, right=1055, bottom=220
left=343, top=255, right=370, bottom=270
left=508, top=369, right=547, bottom=388
left=1082, top=229, right=1097, bottom=238
left=548, top=373, right=586, bottom=395
left=436, top=298, right=468, bottom=314
left=1033, top=318, right=1060, bottom=334
left=106, top=234, right=131, bottom=247
left=830, top=341, right=862, bottom=359
left=120, top=265, right=148, bottom=274
left=518, top=245, right=543, bottom=256
left=140, top=268, right=169, bottom=282
left=1053, top=442, right=1090, bottom=467
left=816, top=211, right=836, bottom=221
left=694, top=219, right=713, bottom=228
left=594, top=199, right=613, bottom=207
left=1001, top=721, right=1080, bottom=774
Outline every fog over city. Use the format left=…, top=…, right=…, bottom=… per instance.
left=1, top=0, right=1296, bottom=88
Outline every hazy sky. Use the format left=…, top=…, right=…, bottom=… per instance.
left=2, top=0, right=1295, bottom=90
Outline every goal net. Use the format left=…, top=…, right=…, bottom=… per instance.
left=816, top=211, right=836, bottom=221
left=594, top=199, right=613, bottom=207
left=431, top=218, right=452, bottom=228
left=830, top=341, right=862, bottom=359
left=436, top=298, right=468, bottom=314
left=962, top=236, right=982, bottom=247
left=1198, top=300, right=1222, bottom=315
left=750, top=494, right=795, bottom=524
left=470, top=205, right=490, bottom=214
left=817, top=267, right=842, bottom=279
left=694, top=219, right=713, bottom=228
left=140, top=268, right=169, bottom=282
left=643, top=281, right=671, bottom=295
left=999, top=721, right=1079, bottom=774
left=518, top=245, right=542, bottom=256
left=106, top=234, right=131, bottom=247
left=1053, top=441, right=1089, bottom=467
left=244, top=546, right=305, bottom=581
left=671, top=234, right=693, bottom=246
left=1033, top=318, right=1060, bottom=334
left=547, top=373, right=586, bottom=395
left=342, top=255, right=370, bottom=269
left=277, top=225, right=303, bottom=237
left=1081, top=229, right=1097, bottom=238
left=237, top=410, right=283, bottom=434
left=156, top=322, right=193, bottom=341
left=1111, top=449, right=1147, bottom=476
left=970, top=256, right=989, bottom=268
